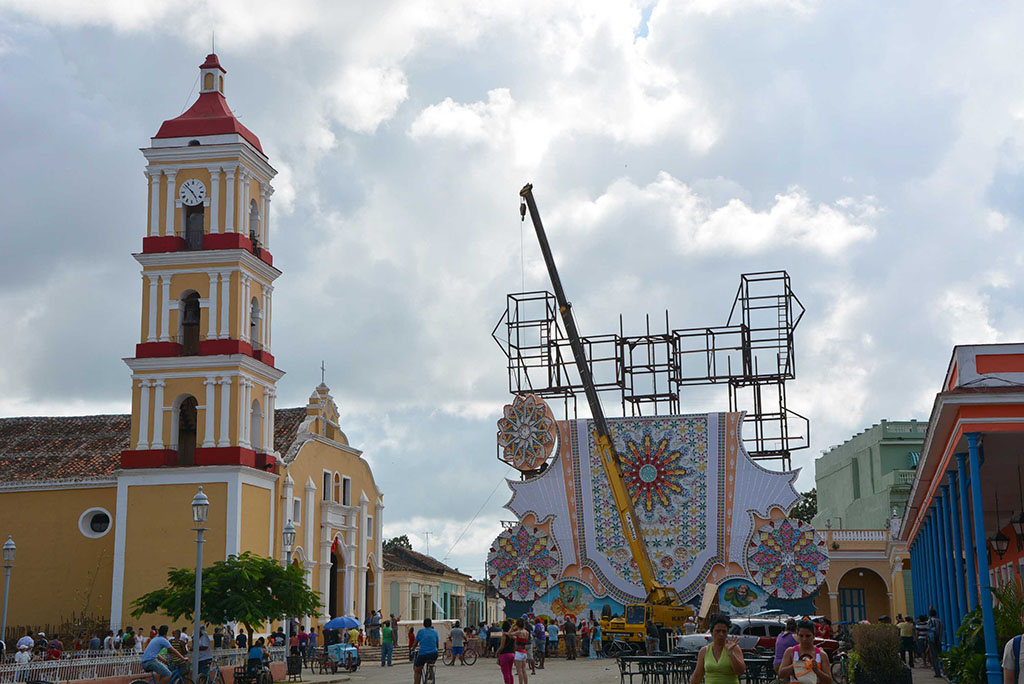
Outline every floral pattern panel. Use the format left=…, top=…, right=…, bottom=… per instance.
left=496, top=393, right=557, bottom=471
left=487, top=524, right=562, bottom=602
left=746, top=518, right=828, bottom=599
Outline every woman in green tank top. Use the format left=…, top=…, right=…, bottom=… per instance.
left=687, top=615, right=745, bottom=684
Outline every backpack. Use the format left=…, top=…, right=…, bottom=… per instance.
left=1013, top=635, right=1022, bottom=680
left=927, top=617, right=941, bottom=643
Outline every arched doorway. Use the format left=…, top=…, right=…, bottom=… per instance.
left=180, top=292, right=201, bottom=356
left=250, top=399, right=263, bottom=452
left=366, top=564, right=376, bottom=615
left=329, top=551, right=339, bottom=617
left=177, top=396, right=198, bottom=466
left=185, top=205, right=204, bottom=250
left=838, top=567, right=890, bottom=623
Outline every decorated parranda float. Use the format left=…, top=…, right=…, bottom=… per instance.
left=486, top=394, right=830, bottom=650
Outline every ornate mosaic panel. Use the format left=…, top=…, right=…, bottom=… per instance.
left=486, top=524, right=562, bottom=602
left=746, top=517, right=828, bottom=599
left=496, top=394, right=557, bottom=471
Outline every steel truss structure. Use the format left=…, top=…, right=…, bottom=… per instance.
left=492, top=271, right=808, bottom=470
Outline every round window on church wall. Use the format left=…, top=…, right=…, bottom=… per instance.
left=79, top=507, right=113, bottom=539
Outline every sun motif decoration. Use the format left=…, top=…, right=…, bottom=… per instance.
left=496, top=394, right=557, bottom=471
left=619, top=433, right=690, bottom=513
left=746, top=518, right=829, bottom=599
left=487, top=524, right=562, bottom=602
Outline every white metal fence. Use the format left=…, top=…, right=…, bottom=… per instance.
left=0, top=647, right=285, bottom=683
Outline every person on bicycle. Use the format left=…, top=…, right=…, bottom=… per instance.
left=533, top=618, right=546, bottom=669
left=449, top=620, right=467, bottom=665
left=413, top=617, right=439, bottom=684
left=195, top=625, right=213, bottom=678
left=140, top=625, right=186, bottom=683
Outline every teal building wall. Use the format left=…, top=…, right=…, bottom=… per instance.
left=811, top=419, right=927, bottom=530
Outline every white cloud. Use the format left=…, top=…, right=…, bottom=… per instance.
left=551, top=172, right=878, bottom=256
left=409, top=88, right=514, bottom=146
left=326, top=65, right=409, bottom=134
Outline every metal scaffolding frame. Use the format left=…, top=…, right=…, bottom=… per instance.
left=492, top=271, right=808, bottom=470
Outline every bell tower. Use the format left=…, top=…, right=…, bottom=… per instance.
left=121, top=53, right=284, bottom=470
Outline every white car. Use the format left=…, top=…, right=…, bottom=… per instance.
left=670, top=628, right=762, bottom=653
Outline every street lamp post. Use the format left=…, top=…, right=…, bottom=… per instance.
left=191, top=487, right=210, bottom=680
left=2, top=536, right=15, bottom=646
left=282, top=520, right=296, bottom=658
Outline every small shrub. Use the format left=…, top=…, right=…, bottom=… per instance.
left=852, top=624, right=906, bottom=684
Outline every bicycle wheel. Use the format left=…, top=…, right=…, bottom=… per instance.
left=464, top=647, right=478, bottom=665
left=442, top=648, right=454, bottom=666
left=831, top=658, right=848, bottom=684
left=212, top=670, right=225, bottom=684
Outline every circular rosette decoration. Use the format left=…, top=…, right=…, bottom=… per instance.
left=496, top=393, right=557, bottom=471
left=487, top=524, right=561, bottom=602
left=746, top=518, right=829, bottom=599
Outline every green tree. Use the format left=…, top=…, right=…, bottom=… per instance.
left=130, top=551, right=321, bottom=647
left=383, top=535, right=412, bottom=551
left=789, top=488, right=817, bottom=524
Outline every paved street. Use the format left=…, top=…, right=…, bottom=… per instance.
left=295, top=657, right=623, bottom=684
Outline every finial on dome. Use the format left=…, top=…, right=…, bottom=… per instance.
left=199, top=53, right=226, bottom=94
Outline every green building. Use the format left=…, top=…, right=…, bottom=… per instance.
left=811, top=419, right=927, bottom=530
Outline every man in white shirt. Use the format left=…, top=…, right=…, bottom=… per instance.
left=196, top=626, right=213, bottom=677
left=16, top=631, right=34, bottom=651
left=1003, top=633, right=1024, bottom=684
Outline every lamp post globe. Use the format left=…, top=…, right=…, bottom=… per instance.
left=282, top=520, right=296, bottom=657
left=192, top=486, right=210, bottom=524
left=191, top=487, right=210, bottom=679
left=1, top=535, right=15, bottom=649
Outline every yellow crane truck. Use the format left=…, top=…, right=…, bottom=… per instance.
left=519, top=184, right=694, bottom=655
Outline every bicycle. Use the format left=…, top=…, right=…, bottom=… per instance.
left=129, top=663, right=193, bottom=684
left=411, top=648, right=437, bottom=684
left=442, top=645, right=478, bottom=665
left=194, top=658, right=224, bottom=684
left=830, top=648, right=850, bottom=684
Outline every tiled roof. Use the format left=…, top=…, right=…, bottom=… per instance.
left=383, top=546, right=466, bottom=576
left=274, top=407, right=307, bottom=455
left=0, top=408, right=310, bottom=483
left=0, top=414, right=130, bottom=483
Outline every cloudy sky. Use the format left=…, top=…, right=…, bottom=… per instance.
left=3, top=0, right=1024, bottom=576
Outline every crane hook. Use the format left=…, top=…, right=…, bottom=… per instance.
left=520, top=197, right=527, bottom=222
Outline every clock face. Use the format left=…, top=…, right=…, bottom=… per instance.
left=179, top=178, right=207, bottom=206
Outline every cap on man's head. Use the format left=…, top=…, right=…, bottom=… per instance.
left=38, top=632, right=45, bottom=637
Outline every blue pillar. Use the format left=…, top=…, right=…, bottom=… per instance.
left=948, top=470, right=967, bottom=631
left=957, top=452, right=978, bottom=611
left=967, top=433, right=1000, bottom=684
left=929, top=507, right=942, bottom=634
left=939, top=486, right=956, bottom=649
left=911, top=541, right=920, bottom=619
left=925, top=511, right=938, bottom=622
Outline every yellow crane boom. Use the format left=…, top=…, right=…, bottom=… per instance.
left=519, top=183, right=681, bottom=607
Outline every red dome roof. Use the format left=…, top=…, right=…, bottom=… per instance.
left=153, top=54, right=263, bottom=153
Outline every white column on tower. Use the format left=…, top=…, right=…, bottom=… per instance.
left=266, top=285, right=273, bottom=352
left=136, top=379, right=151, bottom=450
left=240, top=171, right=250, bottom=236
left=151, top=380, right=165, bottom=449
left=261, top=287, right=269, bottom=350
left=260, top=185, right=270, bottom=248
left=239, top=378, right=251, bottom=448
left=240, top=274, right=250, bottom=344
left=264, top=389, right=275, bottom=454
left=224, top=167, right=236, bottom=233
left=148, top=170, right=160, bottom=237
left=218, top=273, right=228, bottom=339
left=202, top=376, right=217, bottom=448
left=218, top=378, right=231, bottom=447
left=164, top=170, right=177, bottom=237
left=207, top=271, right=219, bottom=339
left=159, top=275, right=170, bottom=342
left=146, top=274, right=158, bottom=342
left=209, top=168, right=221, bottom=234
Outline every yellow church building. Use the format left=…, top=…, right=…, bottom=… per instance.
left=0, top=53, right=383, bottom=634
